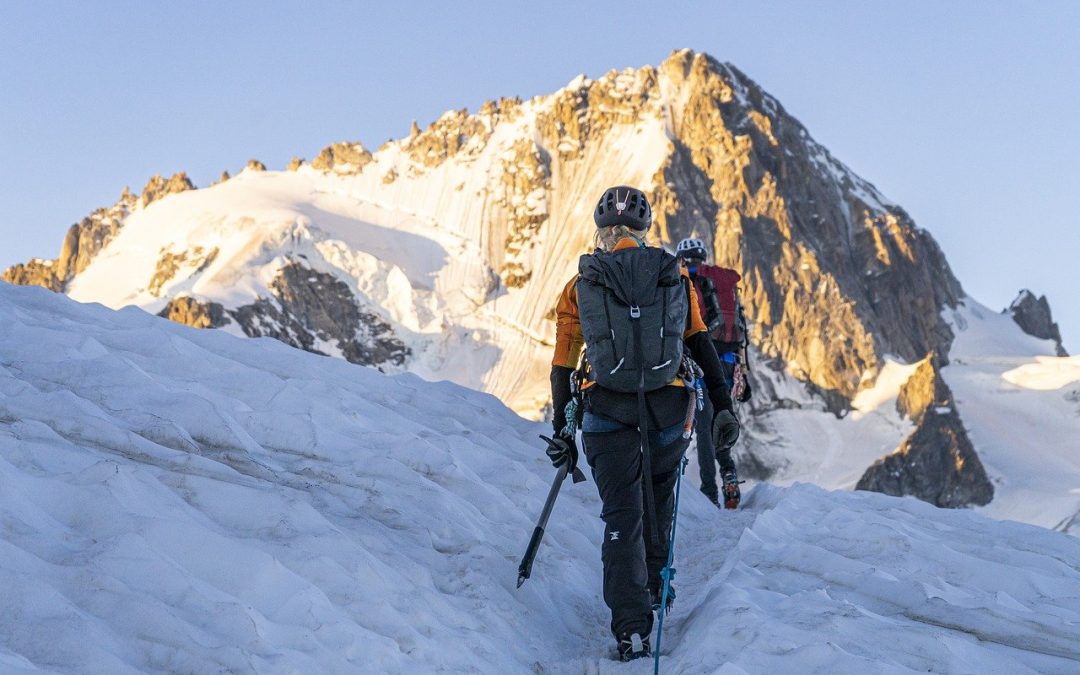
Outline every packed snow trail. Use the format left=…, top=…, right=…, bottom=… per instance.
left=1, top=283, right=1079, bottom=673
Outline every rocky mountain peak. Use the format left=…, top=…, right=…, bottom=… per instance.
left=1006, top=289, right=1067, bottom=356
left=639, top=50, right=965, bottom=405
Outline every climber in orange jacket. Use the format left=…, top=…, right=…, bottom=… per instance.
left=544, top=185, right=740, bottom=661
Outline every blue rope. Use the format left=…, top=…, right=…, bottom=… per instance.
left=653, top=454, right=688, bottom=674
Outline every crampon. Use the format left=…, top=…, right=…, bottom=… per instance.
left=721, top=468, right=743, bottom=510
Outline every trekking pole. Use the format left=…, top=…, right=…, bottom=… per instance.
left=519, top=383, right=588, bottom=588
left=517, top=455, right=584, bottom=588
left=654, top=454, right=689, bottom=674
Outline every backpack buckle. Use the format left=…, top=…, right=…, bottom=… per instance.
left=629, top=305, right=641, bottom=319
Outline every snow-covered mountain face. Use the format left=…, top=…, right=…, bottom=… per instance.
left=2, top=283, right=1079, bottom=672
left=3, top=49, right=1076, bottom=513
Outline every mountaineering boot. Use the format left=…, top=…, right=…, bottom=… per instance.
left=650, top=583, right=676, bottom=613
left=721, top=467, right=742, bottom=510
left=617, top=632, right=651, bottom=662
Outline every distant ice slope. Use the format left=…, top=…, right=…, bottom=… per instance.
left=942, top=300, right=1080, bottom=534
left=2, top=284, right=1079, bottom=672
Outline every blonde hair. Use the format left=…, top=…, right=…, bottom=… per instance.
left=595, top=225, right=647, bottom=251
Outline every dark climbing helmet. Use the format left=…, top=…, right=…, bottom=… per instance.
left=675, top=237, right=708, bottom=261
left=593, top=186, right=651, bottom=230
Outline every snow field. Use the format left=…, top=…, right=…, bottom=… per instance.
left=2, top=284, right=1080, bottom=673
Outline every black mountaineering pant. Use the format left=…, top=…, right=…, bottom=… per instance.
left=582, top=408, right=690, bottom=639
left=696, top=354, right=737, bottom=502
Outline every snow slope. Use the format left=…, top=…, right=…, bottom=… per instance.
left=942, top=301, right=1080, bottom=534
left=3, top=283, right=1080, bottom=673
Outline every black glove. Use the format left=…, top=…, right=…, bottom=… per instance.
left=550, top=366, right=574, bottom=434
left=540, top=433, right=579, bottom=473
left=736, top=378, right=752, bottom=403
left=712, top=409, right=740, bottom=452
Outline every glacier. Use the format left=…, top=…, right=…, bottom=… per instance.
left=2, top=283, right=1079, bottom=673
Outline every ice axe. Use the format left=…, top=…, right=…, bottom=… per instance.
left=517, top=439, right=585, bottom=588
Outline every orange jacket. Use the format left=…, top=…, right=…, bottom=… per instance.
left=552, top=238, right=709, bottom=381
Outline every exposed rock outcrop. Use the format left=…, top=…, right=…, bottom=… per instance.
left=246, top=159, right=267, bottom=172
left=404, top=101, right=519, bottom=169
left=228, top=262, right=409, bottom=370
left=148, top=246, right=219, bottom=297
left=230, top=297, right=318, bottom=353
left=1006, top=290, right=1067, bottom=356
left=310, top=142, right=371, bottom=173
left=158, top=296, right=230, bottom=329
left=495, top=139, right=551, bottom=288
left=140, top=172, right=194, bottom=208
left=858, top=411, right=993, bottom=508
left=286, top=157, right=304, bottom=172
left=857, top=356, right=993, bottom=507
left=895, top=357, right=947, bottom=423
left=1, top=259, right=63, bottom=291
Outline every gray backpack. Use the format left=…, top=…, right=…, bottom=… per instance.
left=576, top=246, right=687, bottom=393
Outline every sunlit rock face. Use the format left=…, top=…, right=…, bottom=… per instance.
left=650, top=52, right=963, bottom=406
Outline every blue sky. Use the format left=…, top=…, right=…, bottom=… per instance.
left=2, top=1, right=1077, bottom=352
